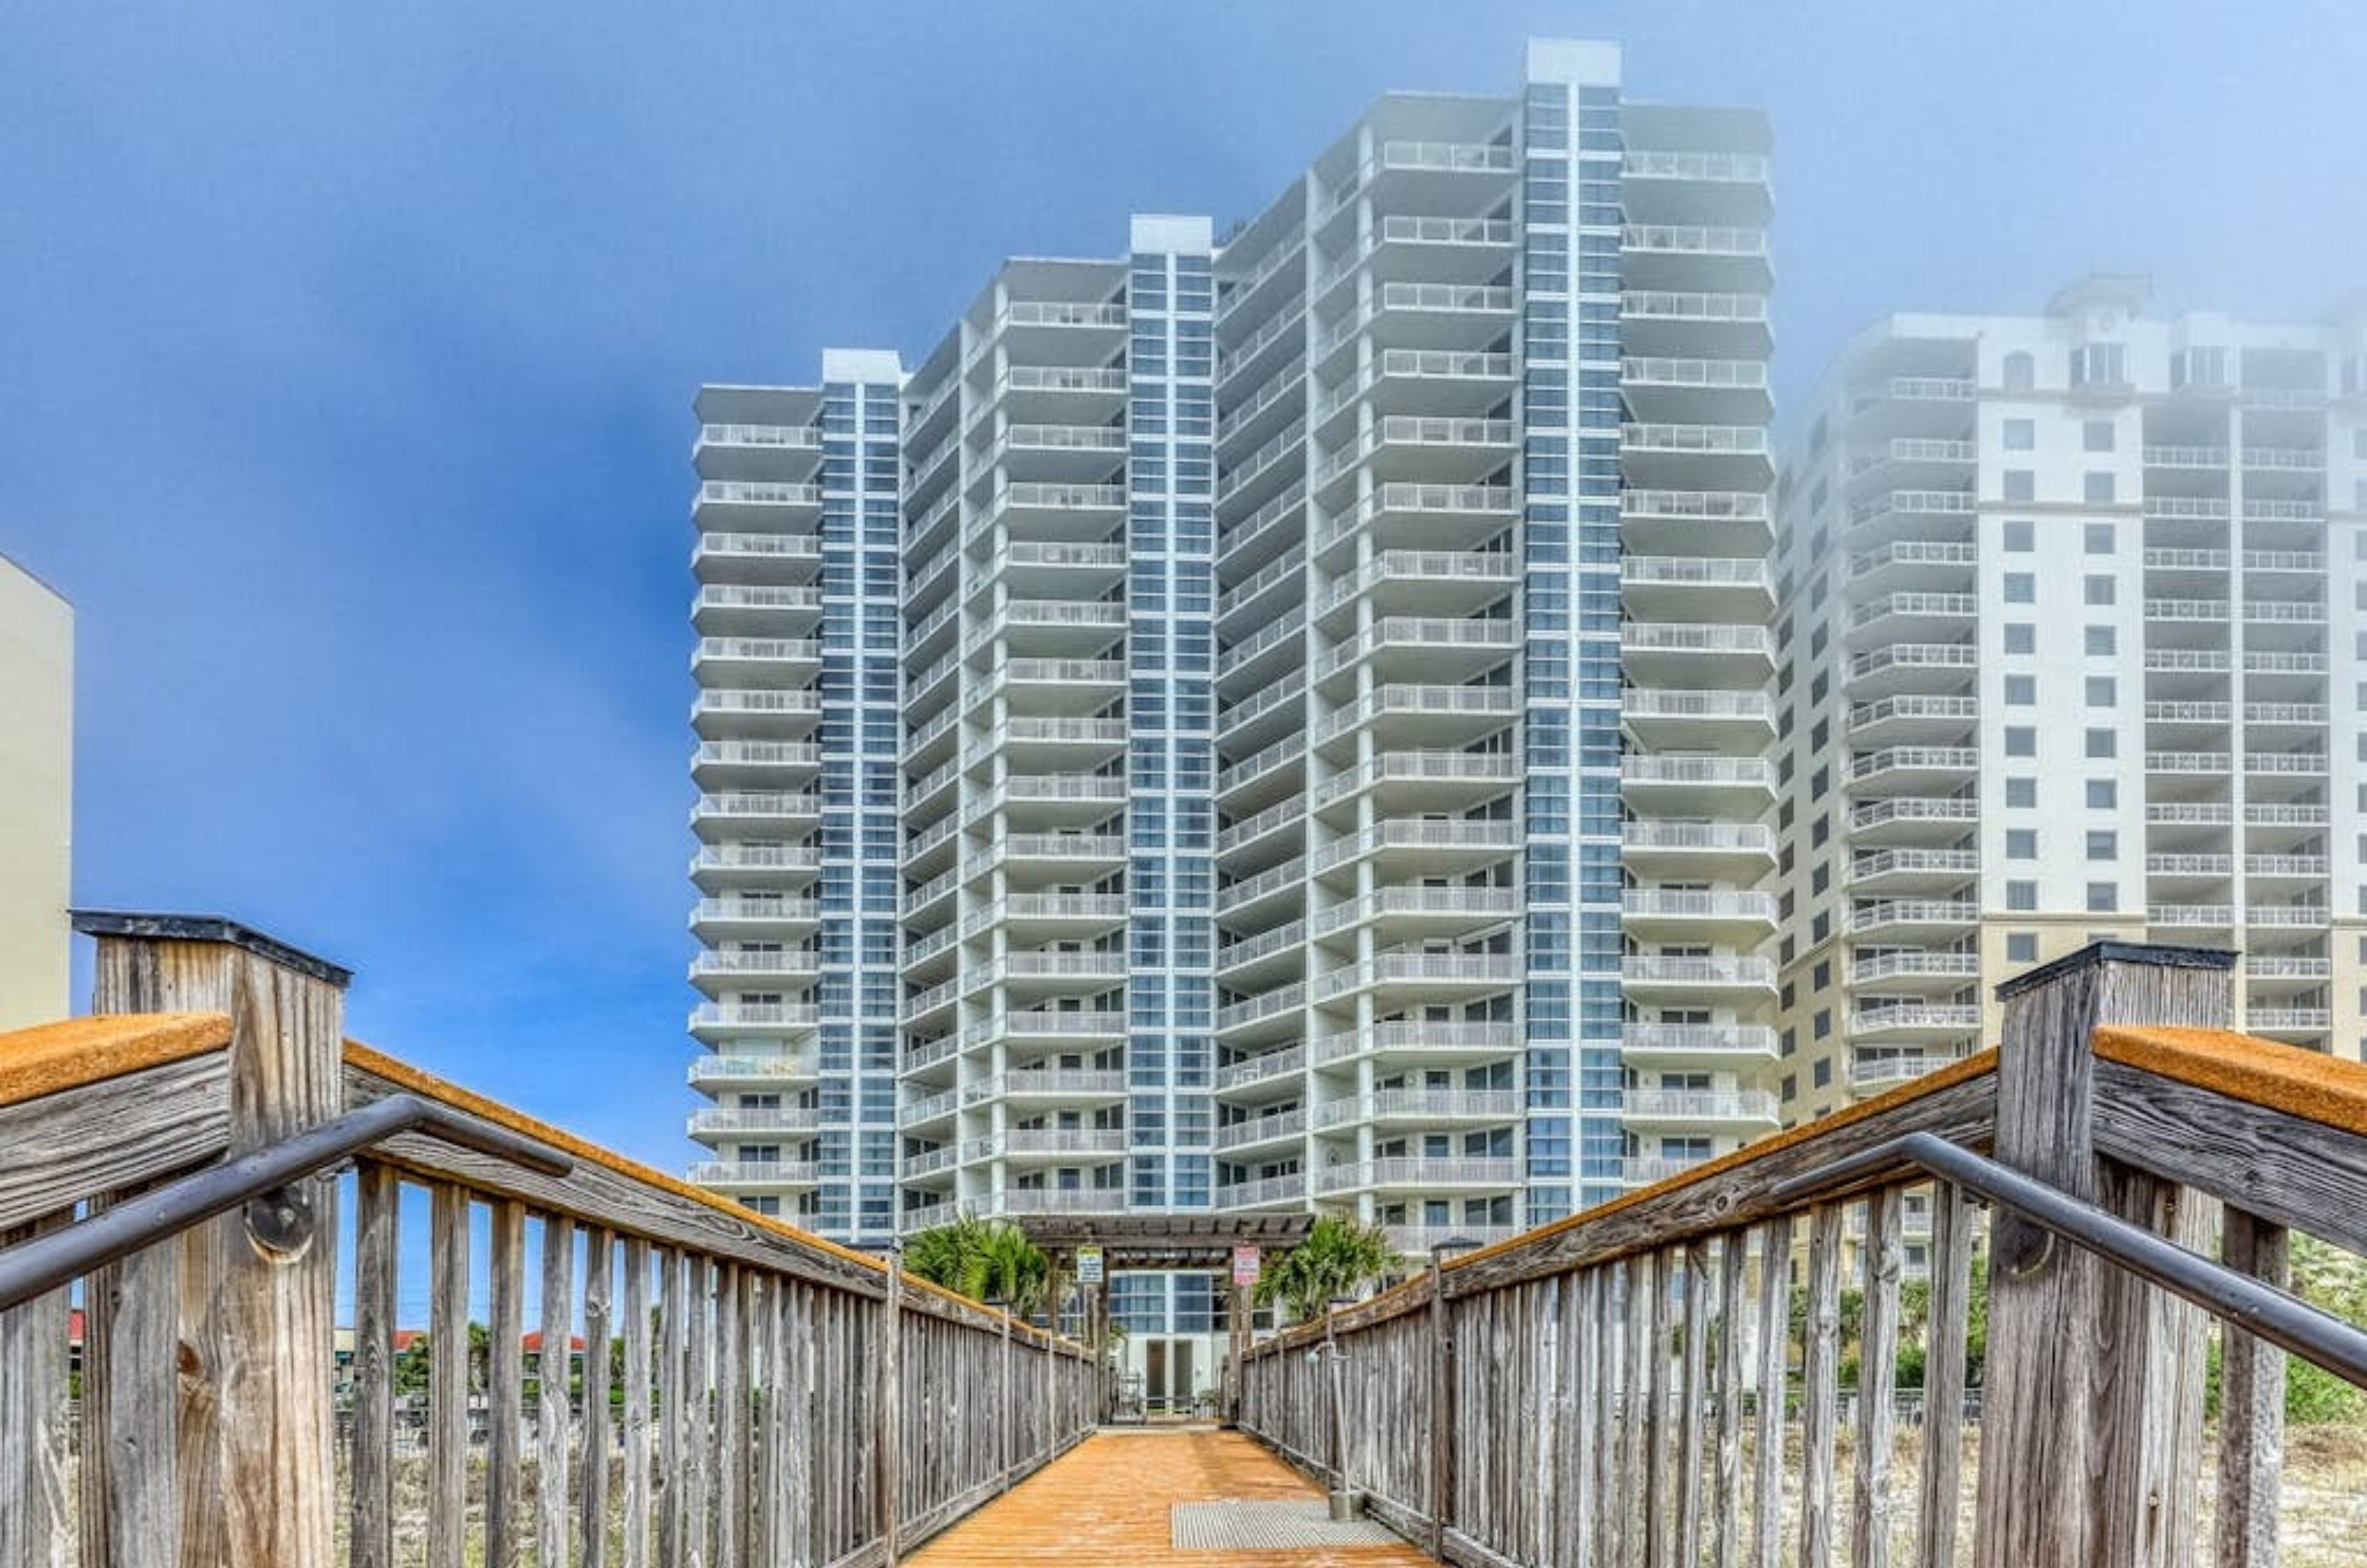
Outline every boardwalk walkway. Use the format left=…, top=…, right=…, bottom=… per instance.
left=907, top=1427, right=1434, bottom=1566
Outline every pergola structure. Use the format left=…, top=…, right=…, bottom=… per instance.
left=1009, top=1212, right=1318, bottom=1422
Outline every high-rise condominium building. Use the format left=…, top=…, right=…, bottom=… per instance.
left=0, top=552, right=72, bottom=1030
left=686, top=38, right=1780, bottom=1386
left=1776, top=279, right=2367, bottom=1131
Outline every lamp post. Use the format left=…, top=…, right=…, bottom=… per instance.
left=1324, top=1293, right=1357, bottom=1521
left=1428, top=1236, right=1482, bottom=1557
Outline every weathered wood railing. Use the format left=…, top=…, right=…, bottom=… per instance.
left=1240, top=941, right=2367, bottom=1566
left=0, top=915, right=1095, bottom=1568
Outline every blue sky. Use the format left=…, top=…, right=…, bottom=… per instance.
left=2, top=0, right=2360, bottom=1175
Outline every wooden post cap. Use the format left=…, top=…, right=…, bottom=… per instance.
left=1993, top=939, right=2234, bottom=1001
left=71, top=910, right=353, bottom=990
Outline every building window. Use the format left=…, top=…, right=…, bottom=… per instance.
left=2084, top=419, right=2116, bottom=453
left=1813, top=959, right=1831, bottom=990
left=2005, top=624, right=2036, bottom=655
left=2085, top=728, right=2117, bottom=758
left=2004, top=470, right=2036, bottom=503
left=2005, top=726, right=2036, bottom=757
left=2005, top=675, right=2036, bottom=706
left=2086, top=676, right=2116, bottom=707
left=2006, top=777, right=2037, bottom=808
left=2006, top=932, right=2038, bottom=963
left=2003, top=351, right=2035, bottom=391
left=2086, top=882, right=2118, bottom=913
left=2003, top=418, right=2036, bottom=451
left=1813, top=1009, right=1831, bottom=1040
left=2084, top=575, right=2116, bottom=606
left=2006, top=880, right=2038, bottom=911
left=2004, top=572, right=2036, bottom=604
left=1812, top=1058, right=1832, bottom=1089
left=2084, top=473, right=2116, bottom=505
left=2085, top=626, right=2116, bottom=656
left=2004, top=519, right=2034, bottom=552
left=2084, top=522, right=2115, bottom=553
left=2007, top=829, right=2037, bottom=859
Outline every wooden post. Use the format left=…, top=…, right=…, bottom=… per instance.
left=1973, top=940, right=2232, bottom=1568
left=77, top=911, right=350, bottom=1568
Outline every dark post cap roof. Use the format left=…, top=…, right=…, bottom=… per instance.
left=1993, top=939, right=2235, bottom=1001
left=70, top=910, right=353, bottom=990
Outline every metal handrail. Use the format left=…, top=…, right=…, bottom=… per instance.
left=0, top=1093, right=573, bottom=1312
left=1773, top=1131, right=2367, bottom=1389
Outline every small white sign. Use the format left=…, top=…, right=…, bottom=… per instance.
left=1076, top=1246, right=1104, bottom=1285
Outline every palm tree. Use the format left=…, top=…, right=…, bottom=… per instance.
left=1254, top=1213, right=1399, bottom=1325
left=902, top=1214, right=1054, bottom=1319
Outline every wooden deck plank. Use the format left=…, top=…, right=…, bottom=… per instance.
left=905, top=1429, right=1433, bottom=1566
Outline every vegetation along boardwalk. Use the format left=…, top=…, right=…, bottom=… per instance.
left=905, top=1428, right=1433, bottom=1567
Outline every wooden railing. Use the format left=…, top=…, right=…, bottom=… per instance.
left=1240, top=941, right=2367, bottom=1567
left=0, top=915, right=1095, bottom=1568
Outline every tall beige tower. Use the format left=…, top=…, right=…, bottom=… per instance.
left=0, top=552, right=72, bottom=1029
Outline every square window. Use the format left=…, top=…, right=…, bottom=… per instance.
left=2084, top=419, right=2116, bottom=453
left=2086, top=779, right=2118, bottom=808
left=1813, top=1009, right=1831, bottom=1040
left=2084, top=472, right=2116, bottom=505
left=2006, top=777, right=2037, bottom=808
left=2006, top=932, right=2039, bottom=962
left=2003, top=520, right=2034, bottom=552
left=2005, top=675, right=2036, bottom=705
left=2005, top=726, right=2037, bottom=757
left=2006, top=880, right=2038, bottom=911
left=2005, top=624, right=2036, bottom=655
left=2005, top=572, right=2036, bottom=604
left=2085, top=728, right=2117, bottom=758
left=2086, top=882, right=2118, bottom=913
left=1812, top=1058, right=1831, bottom=1089
left=2004, top=470, right=2036, bottom=503
left=2007, top=828, right=2038, bottom=859
left=2084, top=575, right=2116, bottom=606
left=2086, top=676, right=2117, bottom=706
left=2085, top=626, right=2117, bottom=656
left=2084, top=522, right=2115, bottom=553
left=2087, top=830, right=2118, bottom=860
left=2003, top=418, right=2036, bottom=451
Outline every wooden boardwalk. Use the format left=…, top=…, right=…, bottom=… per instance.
left=906, top=1428, right=1435, bottom=1566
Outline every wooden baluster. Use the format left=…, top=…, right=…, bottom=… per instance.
left=581, top=1226, right=616, bottom=1568
left=658, top=1250, right=687, bottom=1567
left=1678, top=1240, right=1710, bottom=1568
left=487, top=1198, right=526, bottom=1568
left=537, top=1214, right=576, bottom=1568
left=349, top=1163, right=399, bottom=1568
left=1593, top=1263, right=1619, bottom=1565
left=1752, top=1217, right=1791, bottom=1568
left=1853, top=1186, right=1903, bottom=1568
left=1800, top=1201, right=1843, bottom=1568
left=428, top=1184, right=472, bottom=1568
left=1622, top=1250, right=1652, bottom=1568
left=716, top=1263, right=749, bottom=1568
left=1556, top=1268, right=1587, bottom=1565
left=683, top=1254, right=714, bottom=1568
left=621, top=1237, right=653, bottom=1568
left=2214, top=1209, right=2289, bottom=1568
left=0, top=1210, right=72, bottom=1568
left=1714, top=1229, right=1748, bottom=1568
left=1917, top=1184, right=1973, bottom=1568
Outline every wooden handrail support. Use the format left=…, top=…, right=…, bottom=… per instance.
left=0, top=914, right=1097, bottom=1568
left=1237, top=941, right=2367, bottom=1567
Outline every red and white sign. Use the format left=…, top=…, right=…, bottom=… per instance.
left=1232, top=1245, right=1261, bottom=1286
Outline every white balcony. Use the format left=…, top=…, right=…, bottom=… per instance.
left=1848, top=901, right=1979, bottom=939
left=686, top=1106, right=822, bottom=1140
left=1847, top=1055, right=1965, bottom=1094
left=1622, top=954, right=1778, bottom=998
left=1215, top=1172, right=1309, bottom=1210
left=687, top=1160, right=820, bottom=1192
left=1212, top=1110, right=1307, bottom=1153
left=686, top=1054, right=811, bottom=1091
left=1621, top=1024, right=1779, bottom=1063
left=1846, top=951, right=1979, bottom=989
left=1848, top=1006, right=1981, bottom=1044
left=689, top=1002, right=819, bottom=1042
left=1315, top=1158, right=1520, bottom=1195
left=1621, top=888, right=1780, bottom=944
left=1619, top=754, right=1777, bottom=814
left=1624, top=1089, right=1778, bottom=1126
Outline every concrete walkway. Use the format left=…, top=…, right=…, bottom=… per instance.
left=906, top=1428, right=1434, bottom=1566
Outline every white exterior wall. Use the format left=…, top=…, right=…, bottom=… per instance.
left=0, top=555, right=71, bottom=1030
